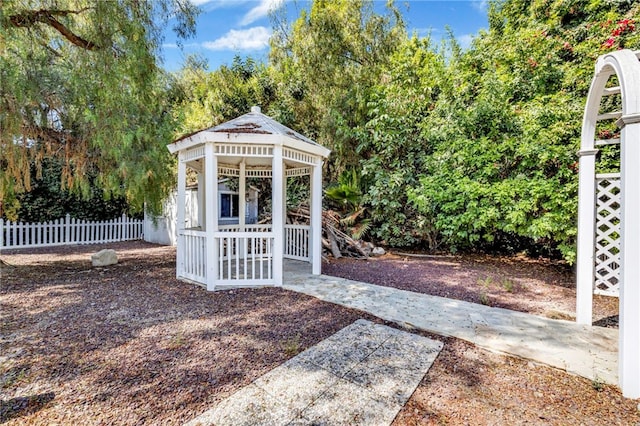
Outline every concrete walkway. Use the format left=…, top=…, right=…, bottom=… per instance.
left=283, top=261, right=619, bottom=386
left=185, top=320, right=443, bottom=426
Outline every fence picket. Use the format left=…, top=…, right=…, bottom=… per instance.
left=0, top=215, right=144, bottom=249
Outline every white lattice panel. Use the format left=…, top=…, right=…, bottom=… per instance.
left=595, top=175, right=621, bottom=297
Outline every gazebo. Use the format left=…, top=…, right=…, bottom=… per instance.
left=167, top=106, right=330, bottom=290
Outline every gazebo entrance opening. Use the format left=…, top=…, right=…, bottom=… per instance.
left=168, top=107, right=330, bottom=290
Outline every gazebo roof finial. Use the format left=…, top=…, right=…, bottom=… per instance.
left=251, top=105, right=261, bottom=113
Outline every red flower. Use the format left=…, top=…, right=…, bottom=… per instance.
left=602, top=37, right=616, bottom=48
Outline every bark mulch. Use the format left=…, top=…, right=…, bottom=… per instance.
left=1, top=242, right=637, bottom=425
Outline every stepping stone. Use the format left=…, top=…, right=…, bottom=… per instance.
left=185, top=319, right=443, bottom=426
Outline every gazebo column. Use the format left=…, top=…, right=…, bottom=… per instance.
left=272, top=145, right=284, bottom=286
left=575, top=148, right=597, bottom=325
left=197, top=172, right=204, bottom=228
left=176, top=152, right=187, bottom=279
left=239, top=160, right=246, bottom=230
left=238, top=160, right=247, bottom=259
left=205, top=142, right=218, bottom=291
left=283, top=172, right=288, bottom=258
left=310, top=161, right=323, bottom=275
left=619, top=114, right=640, bottom=398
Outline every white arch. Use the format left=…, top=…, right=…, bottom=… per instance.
left=576, top=49, right=640, bottom=398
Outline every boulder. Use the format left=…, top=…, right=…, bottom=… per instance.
left=91, top=249, right=118, bottom=267
left=372, top=247, right=386, bottom=256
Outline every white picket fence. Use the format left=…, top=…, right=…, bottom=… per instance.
left=0, top=214, right=144, bottom=249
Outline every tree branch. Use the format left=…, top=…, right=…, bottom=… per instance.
left=9, top=9, right=99, bottom=51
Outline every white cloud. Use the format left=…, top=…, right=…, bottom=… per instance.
left=240, top=0, right=284, bottom=26
left=189, top=0, right=213, bottom=5
left=471, top=0, right=488, bottom=13
left=163, top=43, right=179, bottom=48
left=457, top=34, right=474, bottom=50
left=202, top=26, right=272, bottom=51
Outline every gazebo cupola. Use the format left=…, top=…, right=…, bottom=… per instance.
left=167, top=106, right=330, bottom=290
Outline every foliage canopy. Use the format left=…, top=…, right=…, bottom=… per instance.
left=0, top=0, right=197, bottom=216
left=5, top=0, right=640, bottom=261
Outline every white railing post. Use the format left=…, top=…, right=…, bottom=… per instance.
left=0, top=218, right=4, bottom=249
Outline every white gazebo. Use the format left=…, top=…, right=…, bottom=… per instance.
left=576, top=49, right=640, bottom=398
left=167, top=106, right=330, bottom=290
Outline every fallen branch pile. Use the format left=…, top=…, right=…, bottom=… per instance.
left=264, top=204, right=378, bottom=259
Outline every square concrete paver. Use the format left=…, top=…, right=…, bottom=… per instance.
left=253, top=358, right=340, bottom=416
left=296, top=378, right=402, bottom=426
left=184, top=319, right=443, bottom=426
left=184, top=383, right=295, bottom=426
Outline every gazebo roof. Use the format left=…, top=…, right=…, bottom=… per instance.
left=167, top=106, right=330, bottom=158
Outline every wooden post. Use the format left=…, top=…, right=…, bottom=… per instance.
left=272, top=145, right=284, bottom=286
left=197, top=172, right=204, bottom=228
left=576, top=148, right=597, bottom=324
left=205, top=142, right=218, bottom=291
left=239, top=160, right=247, bottom=260
left=176, top=152, right=187, bottom=280
left=239, top=160, right=246, bottom=230
left=0, top=218, right=3, bottom=249
left=619, top=113, right=640, bottom=398
left=311, top=161, right=323, bottom=275
left=64, top=214, right=70, bottom=244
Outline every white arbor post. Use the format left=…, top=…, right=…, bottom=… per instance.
left=310, top=161, right=323, bottom=275
left=205, top=143, right=218, bottom=291
left=272, top=145, right=284, bottom=286
left=576, top=153, right=598, bottom=324
left=619, top=113, right=640, bottom=398
left=176, top=152, right=187, bottom=279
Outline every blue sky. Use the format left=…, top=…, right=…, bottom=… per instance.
left=161, top=0, right=489, bottom=71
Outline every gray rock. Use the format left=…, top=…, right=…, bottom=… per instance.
left=372, top=247, right=386, bottom=256
left=91, top=249, right=118, bottom=267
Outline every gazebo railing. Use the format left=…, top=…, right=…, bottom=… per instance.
left=219, top=224, right=311, bottom=262
left=284, top=224, right=310, bottom=261
left=218, top=224, right=272, bottom=232
left=181, top=229, right=207, bottom=284
left=216, top=232, right=274, bottom=284
left=179, top=224, right=310, bottom=287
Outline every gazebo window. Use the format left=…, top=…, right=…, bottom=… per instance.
left=220, top=192, right=239, bottom=219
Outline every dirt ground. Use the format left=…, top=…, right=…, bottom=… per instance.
left=1, top=242, right=637, bottom=425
